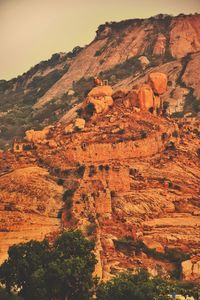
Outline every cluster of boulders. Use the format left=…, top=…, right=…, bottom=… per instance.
left=83, top=85, right=114, bottom=114
left=25, top=126, right=53, bottom=144
left=115, top=72, right=168, bottom=114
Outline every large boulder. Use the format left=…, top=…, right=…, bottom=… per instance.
left=84, top=86, right=114, bottom=115
left=88, top=85, right=113, bottom=97
left=74, top=118, right=86, bottom=130
left=181, top=257, right=200, bottom=281
left=25, top=126, right=52, bottom=143
left=138, top=84, right=154, bottom=111
left=148, top=72, right=167, bottom=95
left=123, top=90, right=139, bottom=108
left=138, top=56, right=150, bottom=68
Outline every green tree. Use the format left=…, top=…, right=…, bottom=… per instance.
left=0, top=230, right=97, bottom=300
left=96, top=271, right=157, bottom=300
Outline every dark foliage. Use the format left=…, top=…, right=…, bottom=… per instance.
left=0, top=231, right=96, bottom=300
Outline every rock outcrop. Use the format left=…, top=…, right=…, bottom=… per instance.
left=25, top=126, right=53, bottom=144
left=148, top=72, right=167, bottom=95
left=138, top=84, right=154, bottom=111
left=120, top=72, right=167, bottom=113
left=32, top=14, right=200, bottom=109
left=182, top=256, right=200, bottom=281
left=153, top=34, right=166, bottom=56
left=83, top=86, right=114, bottom=115
left=0, top=166, right=63, bottom=263
left=0, top=13, right=200, bottom=283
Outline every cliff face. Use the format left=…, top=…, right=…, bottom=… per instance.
left=35, top=14, right=200, bottom=108
left=1, top=14, right=200, bottom=149
left=0, top=166, right=63, bottom=263
left=0, top=13, right=200, bottom=282
left=0, top=79, right=199, bottom=280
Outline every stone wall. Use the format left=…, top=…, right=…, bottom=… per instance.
left=64, top=129, right=174, bottom=163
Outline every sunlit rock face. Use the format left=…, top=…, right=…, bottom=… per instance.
left=0, top=166, right=63, bottom=263
left=0, top=13, right=200, bottom=282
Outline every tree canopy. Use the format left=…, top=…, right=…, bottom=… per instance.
left=0, top=230, right=97, bottom=300
left=96, top=271, right=200, bottom=300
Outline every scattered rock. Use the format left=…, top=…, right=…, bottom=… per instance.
left=138, top=56, right=150, bottom=68
left=74, top=118, right=86, bottom=130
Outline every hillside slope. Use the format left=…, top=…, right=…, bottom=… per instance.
left=0, top=14, right=200, bottom=149
left=0, top=78, right=200, bottom=281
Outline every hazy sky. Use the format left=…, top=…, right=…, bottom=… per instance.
left=0, top=0, right=200, bottom=80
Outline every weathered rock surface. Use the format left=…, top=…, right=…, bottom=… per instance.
left=33, top=14, right=200, bottom=109
left=138, top=84, right=154, bottom=111
left=0, top=166, right=63, bottom=263
left=153, top=33, right=166, bottom=56
left=25, top=126, right=53, bottom=144
left=0, top=13, right=200, bottom=282
left=148, top=72, right=167, bottom=95
left=170, top=14, right=200, bottom=58
left=84, top=86, right=114, bottom=115
left=182, top=256, right=200, bottom=281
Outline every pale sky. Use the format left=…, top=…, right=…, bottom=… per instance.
left=0, top=0, right=200, bottom=80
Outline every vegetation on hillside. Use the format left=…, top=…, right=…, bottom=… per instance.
left=0, top=230, right=96, bottom=300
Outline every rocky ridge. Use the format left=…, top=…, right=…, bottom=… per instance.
left=0, top=73, right=199, bottom=281
left=1, top=14, right=200, bottom=149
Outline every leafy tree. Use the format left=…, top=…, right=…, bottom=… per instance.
left=96, top=271, right=200, bottom=300
left=0, top=230, right=97, bottom=300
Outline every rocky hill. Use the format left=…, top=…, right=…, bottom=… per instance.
left=0, top=69, right=200, bottom=282
left=1, top=13, right=200, bottom=149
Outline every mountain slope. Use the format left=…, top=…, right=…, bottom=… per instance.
left=1, top=14, right=200, bottom=150
left=0, top=89, right=200, bottom=280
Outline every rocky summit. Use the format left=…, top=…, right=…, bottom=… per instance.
left=1, top=13, right=200, bottom=149
left=0, top=13, right=200, bottom=283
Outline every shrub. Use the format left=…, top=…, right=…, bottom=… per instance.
left=110, top=191, right=116, bottom=198
left=86, top=223, right=97, bottom=235
left=89, top=165, right=96, bottom=177
left=162, top=132, right=168, bottom=140
left=85, top=103, right=95, bottom=117
left=104, top=165, right=110, bottom=171
left=172, top=130, right=179, bottom=138
left=98, top=165, right=104, bottom=171
left=140, top=130, right=147, bottom=139
left=65, top=198, right=73, bottom=210
left=66, top=211, right=72, bottom=221
left=57, top=178, right=64, bottom=185
left=197, top=148, right=200, bottom=158
left=76, top=165, right=85, bottom=178
left=63, top=189, right=75, bottom=201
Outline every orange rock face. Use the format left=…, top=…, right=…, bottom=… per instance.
left=138, top=84, right=154, bottom=111
left=84, top=86, right=114, bottom=115
left=0, top=166, right=63, bottom=263
left=153, top=34, right=166, bottom=56
left=170, top=15, right=200, bottom=59
left=88, top=86, right=113, bottom=97
left=148, top=72, right=167, bottom=95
